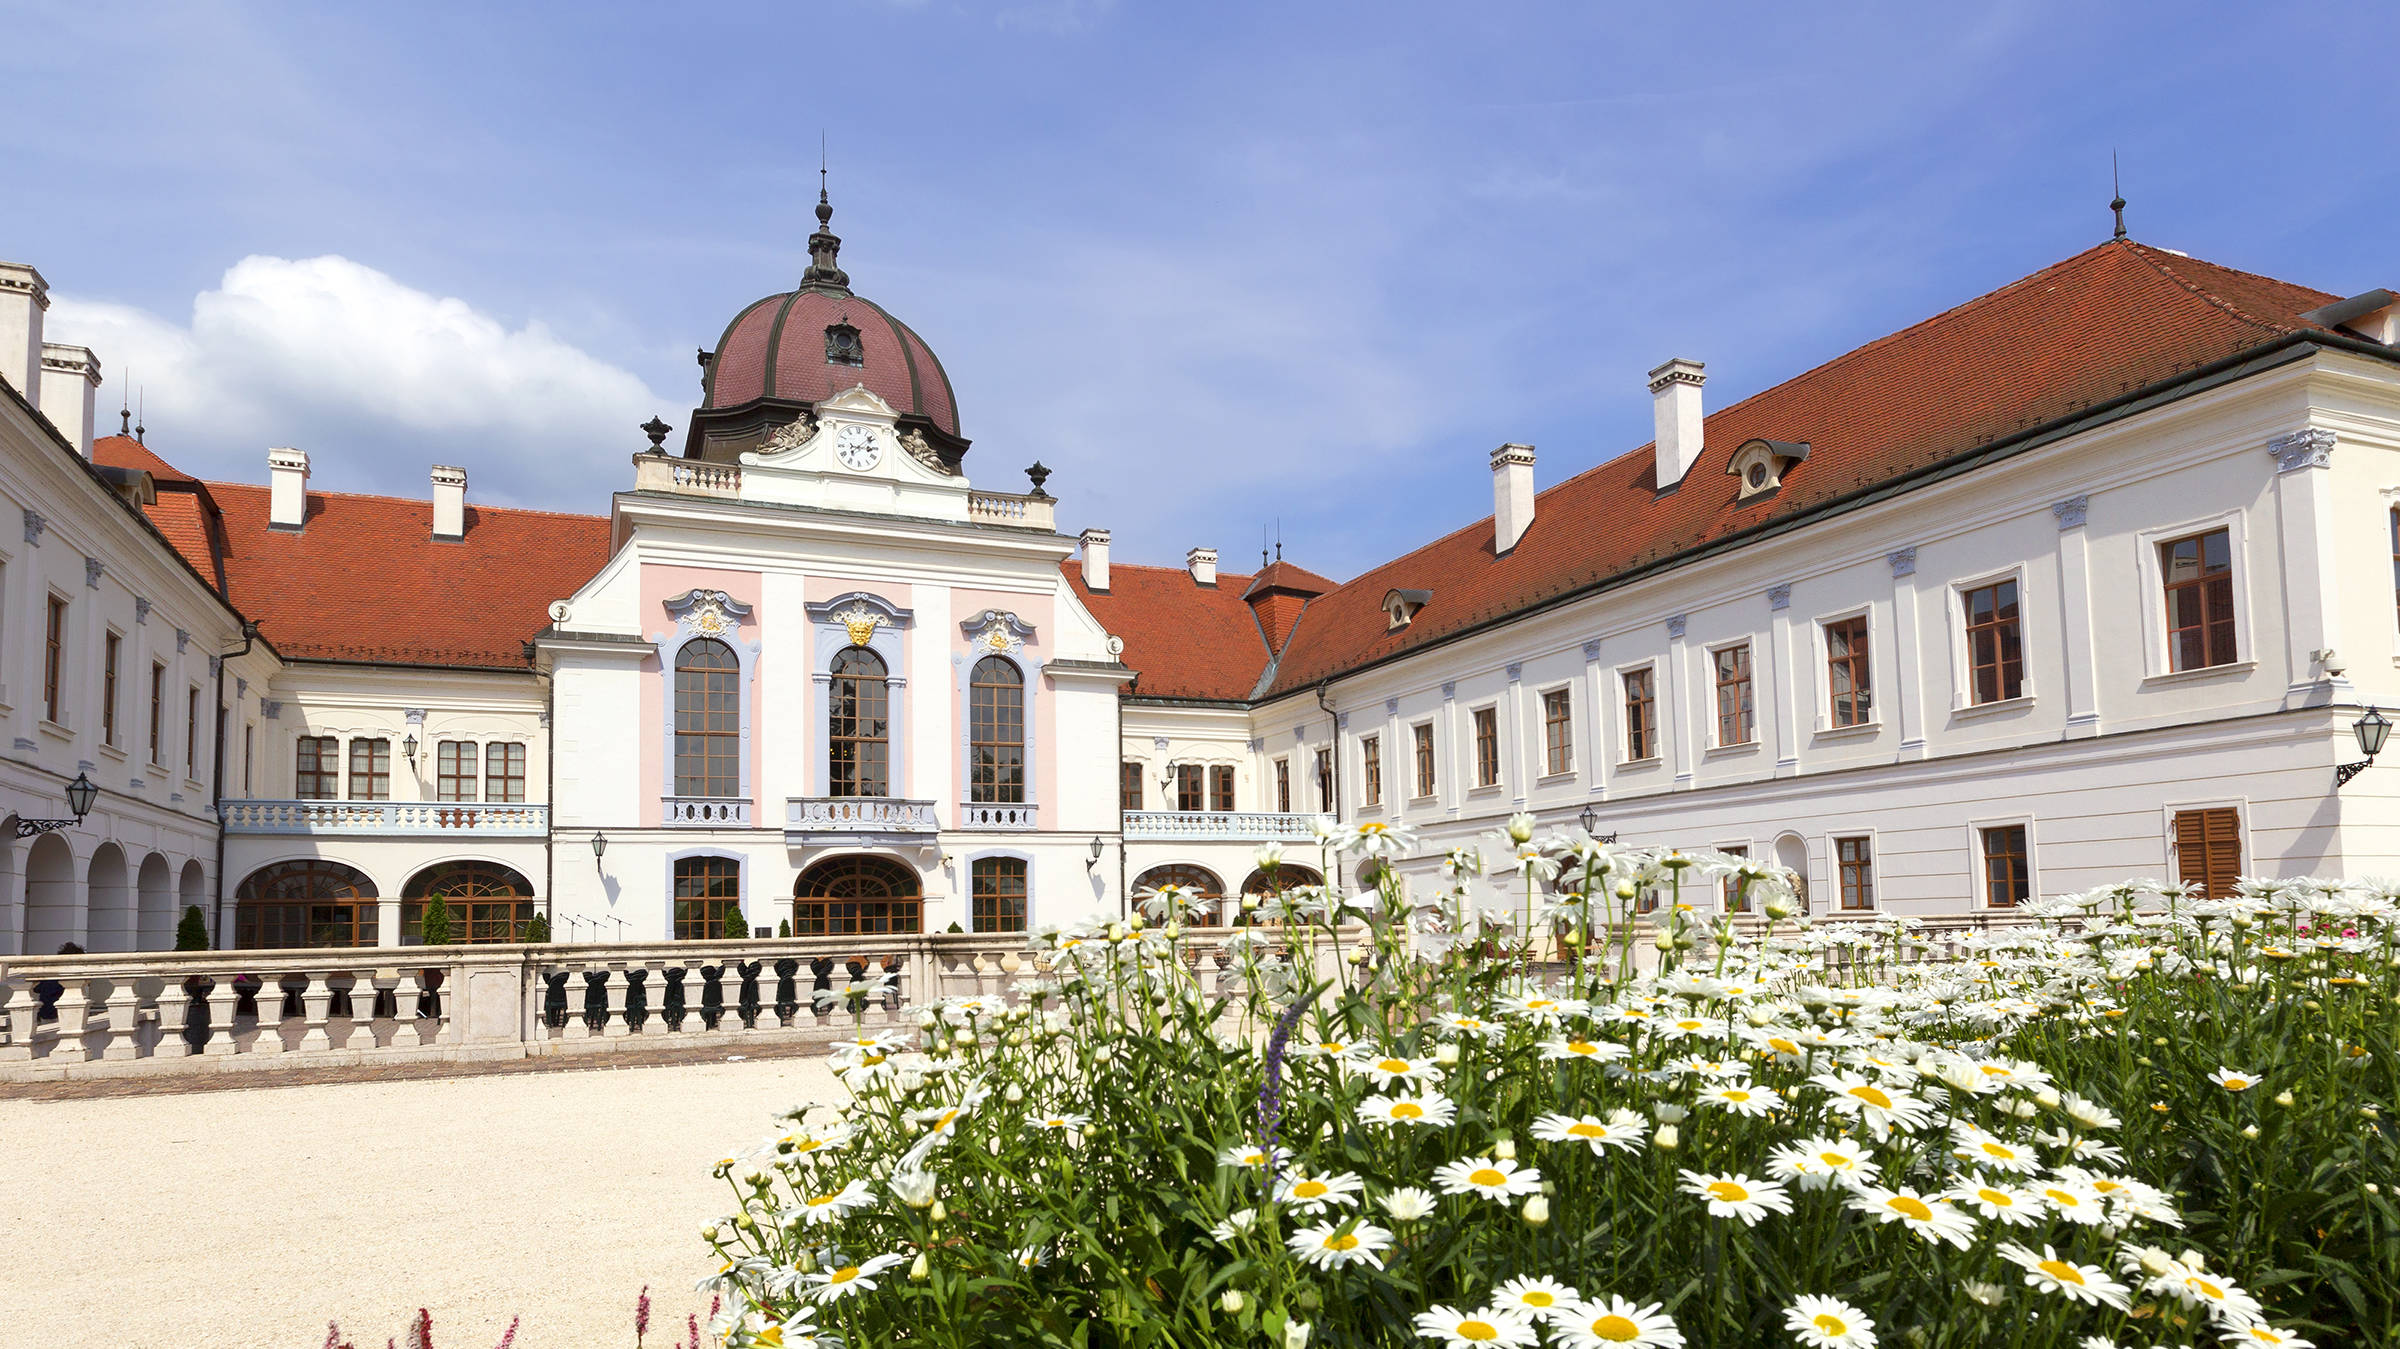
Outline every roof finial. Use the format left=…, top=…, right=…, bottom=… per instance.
left=802, top=133, right=850, bottom=291
left=119, top=379, right=130, bottom=437
left=2110, top=151, right=2127, bottom=241
left=135, top=385, right=145, bottom=444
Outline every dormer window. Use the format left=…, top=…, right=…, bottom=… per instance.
left=1383, top=588, right=1432, bottom=631
left=1728, top=438, right=1809, bottom=501
left=825, top=323, right=864, bottom=367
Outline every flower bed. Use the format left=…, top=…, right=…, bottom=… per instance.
left=697, top=820, right=2397, bottom=1347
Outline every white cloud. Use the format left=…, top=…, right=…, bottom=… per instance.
left=47, top=256, right=666, bottom=506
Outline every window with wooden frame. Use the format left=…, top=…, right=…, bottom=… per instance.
left=437, top=741, right=479, bottom=802
left=1963, top=579, right=2025, bottom=704
left=1120, top=761, right=1142, bottom=811
left=2173, top=808, right=2242, bottom=901
left=485, top=742, right=527, bottom=803
left=1473, top=708, right=1500, bottom=787
left=1825, top=616, right=1871, bottom=727
left=148, top=661, right=164, bottom=762
left=43, top=595, right=65, bottom=725
left=968, top=656, right=1026, bottom=804
left=347, top=737, right=391, bottom=800
left=1176, top=763, right=1203, bottom=811
left=101, top=632, right=120, bottom=746
left=1714, top=643, right=1755, bottom=745
left=1210, top=764, right=1235, bottom=812
left=677, top=638, right=743, bottom=798
left=1314, top=749, right=1332, bottom=812
left=1835, top=835, right=1874, bottom=910
left=1413, top=722, right=1436, bottom=798
left=1361, top=735, right=1382, bottom=805
left=233, top=860, right=379, bottom=950
left=793, top=854, right=921, bottom=936
left=1981, top=824, right=2030, bottom=907
left=827, top=645, right=889, bottom=798
left=674, top=855, right=745, bottom=939
left=971, top=856, right=1029, bottom=933
left=401, top=861, right=535, bottom=944
left=1542, top=689, right=1573, bottom=776
left=1721, top=844, right=1750, bottom=912
left=185, top=686, right=199, bottom=776
left=294, top=735, right=339, bottom=799
left=2160, top=528, right=2236, bottom=672
left=1623, top=668, right=1656, bottom=761
left=1275, top=758, right=1291, bottom=812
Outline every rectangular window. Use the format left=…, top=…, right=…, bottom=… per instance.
left=437, top=741, right=479, bottom=802
left=1361, top=735, right=1382, bottom=806
left=971, top=856, right=1029, bottom=933
left=1981, top=824, right=2030, bottom=908
left=1209, top=764, right=1234, bottom=812
left=1825, top=616, right=1871, bottom=727
left=1542, top=689, right=1573, bottom=776
left=1836, top=836, right=1875, bottom=910
left=2173, top=808, right=2243, bottom=901
left=672, top=856, right=743, bottom=940
left=1721, top=844, right=1750, bottom=912
left=1176, top=763, right=1203, bottom=812
left=1623, top=668, right=1655, bottom=761
left=1714, top=644, right=1755, bottom=745
left=1473, top=708, right=1500, bottom=787
left=1963, top=579, right=2025, bottom=704
left=294, top=736, right=339, bottom=799
left=185, top=686, right=199, bottom=775
left=1120, top=761, right=1143, bottom=811
left=347, top=737, right=391, bottom=800
left=149, top=662, right=165, bottom=762
left=1413, top=722, right=1436, bottom=798
left=2160, top=528, right=2236, bottom=672
left=1275, top=758, right=1291, bottom=812
left=486, top=742, right=526, bottom=803
left=44, top=595, right=66, bottom=724
left=1314, top=749, right=1332, bottom=812
left=101, top=632, right=120, bottom=745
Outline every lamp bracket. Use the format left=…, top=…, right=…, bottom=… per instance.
left=14, top=819, right=77, bottom=838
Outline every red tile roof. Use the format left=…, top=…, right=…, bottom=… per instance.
left=1064, top=560, right=1279, bottom=701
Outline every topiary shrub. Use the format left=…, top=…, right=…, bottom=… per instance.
left=174, top=904, right=209, bottom=951
left=778, top=918, right=792, bottom=938
left=522, top=911, right=551, bottom=944
left=720, top=905, right=747, bottom=941
left=420, top=894, right=454, bottom=946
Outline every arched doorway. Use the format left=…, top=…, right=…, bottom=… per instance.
left=85, top=844, right=131, bottom=952
left=23, top=833, right=76, bottom=954
left=233, top=860, right=378, bottom=949
left=401, top=861, right=536, bottom=944
left=136, top=853, right=174, bottom=950
left=794, top=855, right=921, bottom=935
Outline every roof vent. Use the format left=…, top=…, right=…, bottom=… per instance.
left=1727, top=438, right=1809, bottom=501
left=2301, top=289, right=2400, bottom=345
left=1383, top=588, right=1431, bottom=631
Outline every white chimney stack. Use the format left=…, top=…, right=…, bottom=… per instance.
left=1491, top=442, right=1535, bottom=554
left=38, top=343, right=100, bottom=458
left=431, top=465, right=467, bottom=540
left=1648, top=357, right=1706, bottom=488
left=268, top=448, right=311, bottom=530
left=0, top=261, right=47, bottom=405
left=1080, top=527, right=1112, bottom=592
left=1186, top=546, right=1218, bottom=587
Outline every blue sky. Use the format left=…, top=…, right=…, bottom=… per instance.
left=7, top=2, right=2396, bottom=579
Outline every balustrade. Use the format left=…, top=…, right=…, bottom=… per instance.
left=956, top=802, right=1035, bottom=830
left=1123, top=810, right=1336, bottom=841
left=221, top=800, right=549, bottom=836
left=665, top=797, right=752, bottom=826
left=786, top=797, right=939, bottom=834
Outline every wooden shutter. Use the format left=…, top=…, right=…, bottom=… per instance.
left=2173, top=808, right=2242, bottom=899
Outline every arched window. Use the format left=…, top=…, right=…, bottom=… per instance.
left=1240, top=864, right=1324, bottom=896
left=1131, top=864, right=1224, bottom=901
left=401, top=861, right=536, bottom=944
left=829, top=646, right=889, bottom=797
left=674, top=639, right=740, bottom=798
left=673, top=855, right=743, bottom=940
left=795, top=854, right=921, bottom=935
left=234, top=860, right=378, bottom=950
left=968, top=656, right=1024, bottom=804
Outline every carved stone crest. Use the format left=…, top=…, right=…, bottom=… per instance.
left=835, top=601, right=885, bottom=647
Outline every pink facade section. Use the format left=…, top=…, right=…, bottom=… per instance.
left=640, top=564, right=766, bottom=827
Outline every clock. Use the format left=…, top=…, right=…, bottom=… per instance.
left=833, top=423, right=881, bottom=471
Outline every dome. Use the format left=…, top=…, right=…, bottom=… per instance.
left=693, top=191, right=962, bottom=448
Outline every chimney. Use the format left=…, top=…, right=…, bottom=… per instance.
left=1648, top=357, right=1706, bottom=488
left=1079, top=527, right=1112, bottom=592
left=268, top=448, right=311, bottom=530
left=38, top=343, right=100, bottom=458
left=0, top=261, right=47, bottom=405
left=1491, top=442, right=1535, bottom=554
left=431, top=465, right=467, bottom=540
left=1186, top=546, right=1218, bottom=587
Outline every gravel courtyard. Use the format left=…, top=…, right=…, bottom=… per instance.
left=0, top=1054, right=847, bottom=1348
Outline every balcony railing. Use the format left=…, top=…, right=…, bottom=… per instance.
left=633, top=454, right=742, bottom=498
left=966, top=490, right=1056, bottom=531
left=787, top=797, right=939, bottom=835
left=665, top=797, right=751, bottom=826
left=956, top=802, right=1036, bottom=831
left=222, top=800, right=549, bottom=836
left=1123, top=810, right=1336, bottom=842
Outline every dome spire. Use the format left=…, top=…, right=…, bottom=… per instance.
left=803, top=137, right=850, bottom=291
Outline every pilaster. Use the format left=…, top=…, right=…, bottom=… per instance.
left=1887, top=548, right=1927, bottom=760
left=2051, top=496, right=2100, bottom=738
left=1766, top=586, right=1798, bottom=775
left=1665, top=614, right=1692, bottom=788
left=2265, top=428, right=2352, bottom=707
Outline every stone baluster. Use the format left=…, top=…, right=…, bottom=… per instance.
left=348, top=974, right=381, bottom=1051
left=249, top=978, right=286, bottom=1055
left=635, top=962, right=666, bottom=1035
left=298, top=972, right=336, bottom=1052
left=153, top=978, right=194, bottom=1061
left=0, top=981, right=27, bottom=1062
left=199, top=978, right=237, bottom=1057
left=391, top=970, right=425, bottom=1047
left=97, top=979, right=142, bottom=1061
left=602, top=967, right=630, bottom=1038
left=560, top=968, right=592, bottom=1041
left=434, top=968, right=463, bottom=1046
left=49, top=976, right=93, bottom=1064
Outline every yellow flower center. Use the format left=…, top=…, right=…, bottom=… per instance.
left=1888, top=1195, right=1934, bottom=1221
left=1468, top=1168, right=1507, bottom=1188
left=2043, top=1189, right=2081, bottom=1208
left=861, top=1053, right=886, bottom=1065
left=1293, top=1181, right=1328, bottom=1199
left=1378, top=1058, right=1411, bottom=1073
left=1978, top=1188, right=2012, bottom=1206
left=1320, top=1043, right=1347, bottom=1054
left=1767, top=1038, right=1799, bottom=1055
left=1568, top=1122, right=1606, bottom=1138
left=2193, top=1277, right=2225, bottom=1299
left=1456, top=1321, right=1499, bottom=1343
left=2223, top=1077, right=2252, bottom=1091
left=1326, top=1233, right=1360, bottom=1251
left=936, top=1110, right=960, bottom=1129
left=1520, top=1291, right=1556, bottom=1307
left=1392, top=1103, right=1425, bottom=1120
left=1568, top=1041, right=1600, bottom=1056
left=1723, top=1089, right=1752, bottom=1102
left=1705, top=1181, right=1749, bottom=1203
left=1847, top=1084, right=1894, bottom=1109
left=829, top=1266, right=861, bottom=1284
left=1819, top=1152, right=1851, bottom=1168
left=807, top=1193, right=840, bottom=1207
left=1813, top=1313, right=1850, bottom=1334
left=2037, top=1259, right=2086, bottom=1285
left=1361, top=823, right=1388, bottom=835
left=1590, top=1314, right=1640, bottom=1341
left=1676, top=1020, right=1704, bottom=1031
left=1529, top=1000, right=1556, bottom=1010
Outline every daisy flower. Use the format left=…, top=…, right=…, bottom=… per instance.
left=1531, top=1111, right=1646, bottom=1156
left=2152, top=1265, right=2264, bottom=1329
left=1846, top=1186, right=1977, bottom=1249
left=1412, top=1305, right=1540, bottom=1349
left=2208, top=1066, right=2263, bottom=1093
left=1286, top=1220, right=1393, bottom=1271
left=1437, top=1013, right=1505, bottom=1042
left=1945, top=1174, right=2042, bottom=1226
left=1503, top=991, right=1590, bottom=1022
left=792, top=1178, right=877, bottom=1226
left=1783, top=1294, right=1877, bottom=1349
left=1555, top=1295, right=1685, bottom=1348
left=1695, top=1081, right=1785, bottom=1116
left=1219, top=1141, right=1289, bottom=1170
left=1810, top=1072, right=1933, bottom=1138
left=1765, top=1137, right=1879, bottom=1190
left=1359, top=1092, right=1457, bottom=1129
left=1997, top=1243, right=2131, bottom=1309
left=1301, top=1039, right=1360, bottom=1060
left=1026, top=1112, right=1091, bottom=1133
left=1353, top=1052, right=1441, bottom=1088
left=1432, top=1156, right=1546, bottom=1201
left=1947, top=1123, right=2042, bottom=1175
left=2220, top=1326, right=2314, bottom=1347
left=1277, top=1170, right=1366, bottom=1214
left=2032, top=1179, right=2109, bottom=1226
left=1491, top=1275, right=1582, bottom=1323
left=1208, top=1209, right=1260, bottom=1243
left=1677, top=1170, right=1793, bottom=1226
left=1540, top=1037, right=1630, bottom=1064
left=804, top=1252, right=908, bottom=1303
left=1380, top=1186, right=1438, bottom=1222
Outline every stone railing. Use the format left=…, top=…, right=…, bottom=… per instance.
left=786, top=797, right=939, bottom=834
left=1124, top=810, right=1336, bottom=841
left=221, top=800, right=550, bottom=835
left=966, top=490, right=1056, bottom=531
left=633, top=454, right=742, bottom=498
left=665, top=796, right=752, bottom=826
left=956, top=802, right=1036, bottom=831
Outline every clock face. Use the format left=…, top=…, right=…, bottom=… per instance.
left=833, top=423, right=881, bottom=471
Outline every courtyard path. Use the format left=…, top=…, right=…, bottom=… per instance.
left=0, top=1054, right=847, bottom=1348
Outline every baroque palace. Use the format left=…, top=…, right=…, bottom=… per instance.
left=3, top=202, right=2398, bottom=954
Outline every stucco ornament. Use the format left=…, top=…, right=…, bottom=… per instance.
left=761, top=413, right=818, bottom=454
left=663, top=588, right=754, bottom=640
left=836, top=601, right=886, bottom=648
left=961, top=609, right=1037, bottom=656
